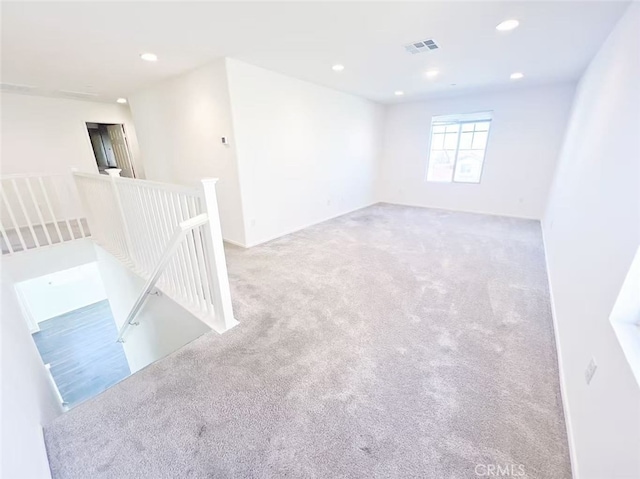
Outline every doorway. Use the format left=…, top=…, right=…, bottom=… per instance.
left=86, top=123, right=136, bottom=178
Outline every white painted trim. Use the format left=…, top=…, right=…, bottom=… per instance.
left=234, top=201, right=534, bottom=249
left=377, top=200, right=541, bottom=221
left=223, top=238, right=248, bottom=249
left=243, top=202, right=378, bottom=248
left=44, top=363, right=67, bottom=409
left=14, top=284, right=39, bottom=333
left=541, top=222, right=579, bottom=479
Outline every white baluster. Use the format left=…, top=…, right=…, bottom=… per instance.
left=11, top=178, right=40, bottom=248
left=49, top=176, right=75, bottom=241
left=168, top=193, right=195, bottom=306
left=178, top=195, right=203, bottom=310
left=0, top=222, right=13, bottom=254
left=188, top=196, right=213, bottom=317
left=105, top=168, right=133, bottom=261
left=0, top=182, right=28, bottom=251
left=38, top=177, right=63, bottom=243
left=25, top=177, right=52, bottom=246
left=134, top=186, right=156, bottom=274
left=68, top=170, right=87, bottom=238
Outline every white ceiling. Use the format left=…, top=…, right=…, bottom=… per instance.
left=0, top=1, right=629, bottom=104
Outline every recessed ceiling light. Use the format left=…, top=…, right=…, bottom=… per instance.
left=332, top=64, right=345, bottom=72
left=394, top=91, right=404, bottom=96
left=496, top=19, right=520, bottom=31
left=140, top=53, right=158, bottom=62
left=425, top=69, right=439, bottom=78
left=510, top=72, right=524, bottom=80
left=116, top=98, right=127, bottom=104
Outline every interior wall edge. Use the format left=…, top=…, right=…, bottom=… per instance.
left=541, top=222, right=580, bottom=479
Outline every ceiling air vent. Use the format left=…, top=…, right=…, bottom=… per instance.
left=404, top=39, right=439, bottom=55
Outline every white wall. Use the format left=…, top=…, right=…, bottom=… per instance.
left=16, top=262, right=107, bottom=327
left=226, top=59, right=384, bottom=246
left=542, top=4, right=640, bottom=479
left=1, top=279, right=61, bottom=479
left=1, top=240, right=96, bottom=479
left=378, top=84, right=575, bottom=219
left=95, top=246, right=211, bottom=373
left=128, top=59, right=246, bottom=245
left=130, top=58, right=384, bottom=248
left=0, top=92, right=143, bottom=177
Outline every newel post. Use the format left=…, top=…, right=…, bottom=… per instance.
left=200, top=178, right=237, bottom=332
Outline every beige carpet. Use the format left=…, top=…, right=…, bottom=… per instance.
left=44, top=203, right=571, bottom=478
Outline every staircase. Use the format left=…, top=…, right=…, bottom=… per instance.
left=1, top=169, right=237, bottom=340
left=74, top=169, right=237, bottom=336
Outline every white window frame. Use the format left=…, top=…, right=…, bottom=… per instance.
left=425, top=113, right=493, bottom=184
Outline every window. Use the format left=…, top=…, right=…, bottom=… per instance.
left=426, top=112, right=492, bottom=183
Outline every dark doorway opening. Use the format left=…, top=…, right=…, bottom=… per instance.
left=86, top=123, right=136, bottom=178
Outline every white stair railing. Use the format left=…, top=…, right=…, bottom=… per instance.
left=0, top=174, right=90, bottom=255
left=73, top=169, right=237, bottom=334
left=116, top=213, right=210, bottom=342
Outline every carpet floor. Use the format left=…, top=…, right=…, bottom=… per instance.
left=44, top=203, right=571, bottom=478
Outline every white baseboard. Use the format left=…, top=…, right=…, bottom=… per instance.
left=223, top=238, right=248, bottom=249
left=541, top=223, right=579, bottom=479
left=227, top=201, right=534, bottom=250
left=241, top=202, right=378, bottom=248
left=377, top=199, right=541, bottom=221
